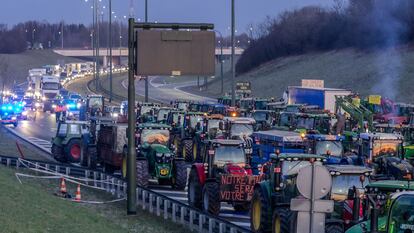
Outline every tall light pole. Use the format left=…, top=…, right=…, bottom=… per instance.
left=109, top=0, right=113, bottom=102
left=144, top=0, right=149, bottom=102
left=231, top=0, right=236, bottom=106
left=32, top=28, right=36, bottom=45
left=214, top=30, right=224, bottom=94
left=61, top=22, right=64, bottom=49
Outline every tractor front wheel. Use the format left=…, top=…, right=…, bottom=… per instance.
left=325, top=224, right=343, bottom=233
left=65, top=139, right=81, bottom=163
left=187, top=168, right=202, bottom=209
left=172, top=160, right=187, bottom=190
left=272, top=208, right=291, bottom=233
left=202, top=182, right=220, bottom=216
left=136, top=158, right=149, bottom=187
left=52, top=144, right=65, bottom=162
left=250, top=188, right=271, bottom=233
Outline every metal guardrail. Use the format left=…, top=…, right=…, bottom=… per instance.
left=87, top=78, right=125, bottom=102
left=0, top=155, right=250, bottom=233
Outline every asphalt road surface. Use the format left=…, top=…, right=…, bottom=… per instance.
left=122, top=76, right=216, bottom=104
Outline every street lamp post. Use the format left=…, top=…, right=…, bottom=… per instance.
left=144, top=0, right=149, bottom=102
left=214, top=30, right=224, bottom=94
left=61, top=22, right=64, bottom=49
left=231, top=0, right=236, bottom=106
left=109, top=0, right=113, bottom=102
left=32, top=29, right=36, bottom=45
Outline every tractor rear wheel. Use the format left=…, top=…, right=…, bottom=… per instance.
left=136, top=158, right=149, bottom=187
left=250, top=188, right=272, bottom=233
left=272, top=208, right=291, bottom=233
left=65, top=139, right=81, bottom=163
left=52, top=144, right=65, bottom=162
left=187, top=168, right=202, bottom=209
left=325, top=224, right=343, bottom=233
left=202, top=182, right=220, bottom=216
left=172, top=160, right=187, bottom=190
left=87, top=146, right=97, bottom=169
left=183, top=140, right=193, bottom=162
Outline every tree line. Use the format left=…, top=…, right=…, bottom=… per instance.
left=236, top=0, right=414, bottom=74
left=0, top=21, right=129, bottom=54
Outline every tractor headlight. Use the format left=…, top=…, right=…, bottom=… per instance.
left=112, top=113, right=119, bottom=118
left=165, top=153, right=171, bottom=158
left=77, top=103, right=82, bottom=109
left=42, top=97, right=46, bottom=101
left=52, top=104, right=57, bottom=109
left=35, top=103, right=40, bottom=107
left=156, top=153, right=163, bottom=158
left=11, top=116, right=17, bottom=120
left=22, top=111, right=28, bottom=116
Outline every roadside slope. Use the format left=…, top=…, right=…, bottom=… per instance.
left=184, top=48, right=414, bottom=103
left=0, top=166, right=189, bottom=233
left=0, top=50, right=85, bottom=87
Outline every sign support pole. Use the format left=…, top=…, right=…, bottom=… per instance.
left=231, top=0, right=236, bottom=107
left=127, top=17, right=137, bottom=215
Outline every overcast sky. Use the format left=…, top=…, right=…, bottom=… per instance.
left=1, top=0, right=335, bottom=35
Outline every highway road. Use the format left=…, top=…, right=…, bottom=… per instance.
left=122, top=76, right=216, bottom=104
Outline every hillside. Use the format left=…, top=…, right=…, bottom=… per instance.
left=0, top=50, right=85, bottom=87
left=184, top=48, right=414, bottom=103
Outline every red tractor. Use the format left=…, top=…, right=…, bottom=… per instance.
left=187, top=139, right=262, bottom=215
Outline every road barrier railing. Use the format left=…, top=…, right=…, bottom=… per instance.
left=0, top=155, right=250, bottom=233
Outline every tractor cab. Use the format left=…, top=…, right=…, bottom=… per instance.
left=254, top=98, right=271, bottom=110
left=358, top=133, right=413, bottom=180
left=250, top=110, right=275, bottom=130
left=172, top=100, right=192, bottom=111
left=222, top=117, right=256, bottom=140
left=251, top=130, right=307, bottom=174
left=135, top=123, right=187, bottom=189
left=156, top=107, right=176, bottom=124
left=305, top=134, right=353, bottom=165
left=85, top=95, right=104, bottom=118
left=294, top=112, right=336, bottom=135
left=346, top=182, right=414, bottom=233
left=188, top=139, right=261, bottom=215
left=208, top=104, right=226, bottom=116
left=137, top=102, right=160, bottom=123
left=52, top=120, right=89, bottom=163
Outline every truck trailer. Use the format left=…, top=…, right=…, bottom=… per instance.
left=288, top=86, right=352, bottom=113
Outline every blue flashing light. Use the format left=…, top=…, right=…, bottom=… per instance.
left=1, top=106, right=6, bottom=110
left=7, top=106, right=12, bottom=110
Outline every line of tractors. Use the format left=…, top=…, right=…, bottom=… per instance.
left=50, top=92, right=414, bottom=233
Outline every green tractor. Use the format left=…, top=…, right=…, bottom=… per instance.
left=346, top=180, right=414, bottom=233
left=169, top=112, right=205, bottom=162
left=135, top=123, right=187, bottom=189
left=250, top=153, right=327, bottom=233
left=250, top=154, right=372, bottom=233
left=52, top=120, right=88, bottom=163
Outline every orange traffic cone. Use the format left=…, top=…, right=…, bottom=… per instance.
left=60, top=177, right=67, bottom=194
left=75, top=184, right=81, bottom=202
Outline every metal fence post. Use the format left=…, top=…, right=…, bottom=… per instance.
left=142, top=191, right=147, bottom=210
left=6, top=158, right=10, bottom=167
left=16, top=159, right=20, bottom=169
left=208, top=218, right=214, bottom=233
left=219, top=223, right=225, bottom=233
left=172, top=203, right=177, bottom=222
left=117, top=180, right=121, bottom=198
left=199, top=214, right=205, bottom=232
left=180, top=206, right=185, bottom=225
left=156, top=196, right=161, bottom=216
left=93, top=172, right=98, bottom=187
left=149, top=193, right=154, bottom=213
left=189, top=210, right=194, bottom=230
left=164, top=200, right=169, bottom=220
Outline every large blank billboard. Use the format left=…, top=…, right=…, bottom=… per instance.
left=136, top=30, right=215, bottom=76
